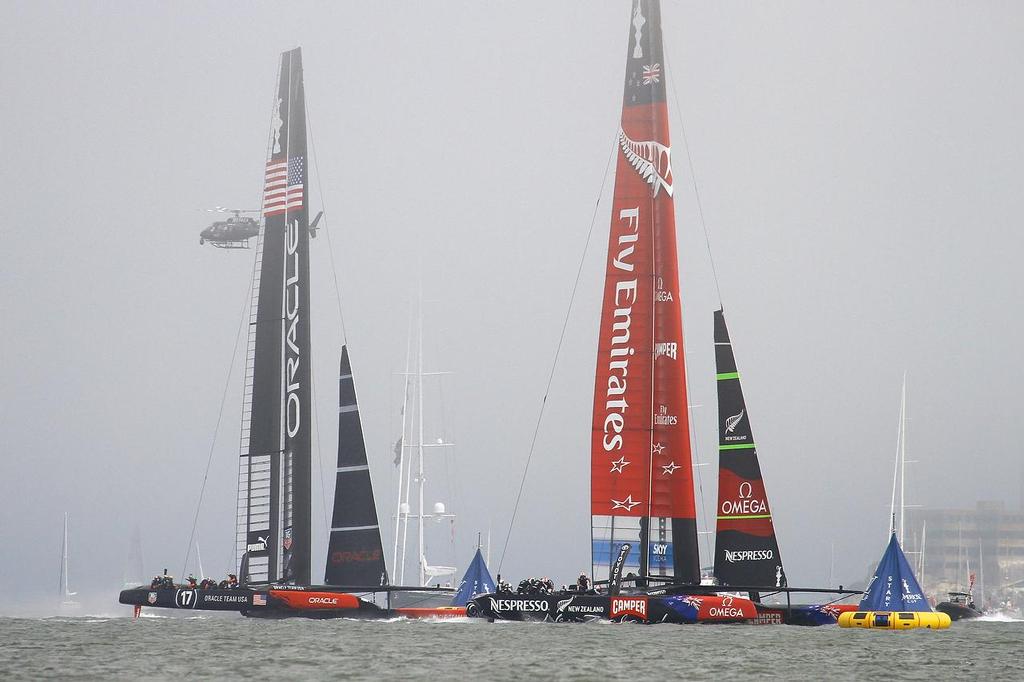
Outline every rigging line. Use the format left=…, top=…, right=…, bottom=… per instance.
left=305, top=99, right=348, bottom=343
left=664, top=51, right=723, bottom=309
left=311, top=368, right=331, bottom=536
left=685, top=372, right=713, bottom=566
left=182, top=281, right=251, bottom=580
left=497, top=131, right=618, bottom=574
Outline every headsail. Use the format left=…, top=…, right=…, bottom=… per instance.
left=591, top=0, right=699, bottom=585
left=236, top=47, right=312, bottom=585
left=859, top=532, right=930, bottom=612
left=451, top=549, right=494, bottom=606
left=324, top=346, right=388, bottom=586
left=712, top=309, right=785, bottom=588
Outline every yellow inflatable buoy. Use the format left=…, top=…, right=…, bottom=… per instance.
left=837, top=610, right=951, bottom=630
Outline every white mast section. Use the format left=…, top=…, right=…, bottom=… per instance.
left=899, top=373, right=907, bottom=546
left=391, top=290, right=456, bottom=587
left=391, top=314, right=413, bottom=584
left=63, top=513, right=71, bottom=599
left=417, top=290, right=426, bottom=587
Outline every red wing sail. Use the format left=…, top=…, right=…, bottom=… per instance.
left=591, top=0, right=699, bottom=585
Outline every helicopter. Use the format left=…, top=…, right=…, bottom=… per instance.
left=199, top=208, right=324, bottom=248
left=199, top=208, right=261, bottom=248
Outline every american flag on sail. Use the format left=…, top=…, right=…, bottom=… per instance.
left=263, top=156, right=304, bottom=217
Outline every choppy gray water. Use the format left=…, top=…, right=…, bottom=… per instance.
left=2, top=614, right=1022, bottom=680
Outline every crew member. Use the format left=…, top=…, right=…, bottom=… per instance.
left=578, top=573, right=591, bottom=591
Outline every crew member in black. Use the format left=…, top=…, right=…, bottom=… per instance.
left=577, top=573, right=591, bottom=592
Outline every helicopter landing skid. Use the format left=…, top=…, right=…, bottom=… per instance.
left=209, top=239, right=252, bottom=249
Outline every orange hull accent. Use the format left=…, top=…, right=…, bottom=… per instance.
left=396, top=606, right=467, bottom=619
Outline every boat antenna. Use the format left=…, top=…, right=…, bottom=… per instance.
left=497, top=130, right=618, bottom=574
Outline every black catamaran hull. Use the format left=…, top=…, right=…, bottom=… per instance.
left=467, top=592, right=757, bottom=624
left=119, top=587, right=386, bottom=619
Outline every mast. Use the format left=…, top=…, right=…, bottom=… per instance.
left=392, top=294, right=456, bottom=587
left=324, top=347, right=388, bottom=586
left=391, top=315, right=413, bottom=583
left=899, top=373, right=907, bottom=545
left=591, top=0, right=699, bottom=585
left=711, top=309, right=785, bottom=589
left=417, top=293, right=426, bottom=587
left=61, top=512, right=70, bottom=600
left=238, top=47, right=311, bottom=585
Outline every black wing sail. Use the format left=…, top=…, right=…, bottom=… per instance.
left=237, top=47, right=311, bottom=585
left=712, top=309, right=786, bottom=588
left=324, top=346, right=388, bottom=586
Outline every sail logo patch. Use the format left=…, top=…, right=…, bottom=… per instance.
left=654, top=342, right=677, bottom=360
left=247, top=535, right=269, bottom=553
left=618, top=129, right=673, bottom=197
left=642, top=63, right=661, bottom=85
left=147, top=591, right=157, bottom=605
left=654, top=404, right=677, bottom=426
left=724, top=549, right=773, bottom=563
left=610, top=597, right=648, bottom=620
left=725, top=409, right=745, bottom=434
left=602, top=207, right=640, bottom=453
left=284, top=218, right=303, bottom=439
left=720, top=495, right=767, bottom=517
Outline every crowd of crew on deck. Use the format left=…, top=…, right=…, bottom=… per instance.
left=494, top=572, right=594, bottom=595
left=149, top=573, right=240, bottom=590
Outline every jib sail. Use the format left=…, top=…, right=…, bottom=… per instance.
left=712, top=309, right=785, bottom=588
left=324, top=346, right=388, bottom=586
left=236, top=47, right=312, bottom=585
left=591, top=0, right=699, bottom=585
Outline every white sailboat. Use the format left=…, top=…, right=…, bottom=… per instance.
left=58, top=513, right=80, bottom=612
left=391, top=294, right=456, bottom=591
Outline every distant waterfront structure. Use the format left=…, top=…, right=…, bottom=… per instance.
left=906, top=501, right=1024, bottom=607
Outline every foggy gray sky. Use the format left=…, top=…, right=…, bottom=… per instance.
left=2, top=1, right=1023, bottom=610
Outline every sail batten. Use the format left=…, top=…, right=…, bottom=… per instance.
left=591, top=0, right=699, bottom=585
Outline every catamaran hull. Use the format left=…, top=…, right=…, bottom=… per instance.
left=119, top=587, right=385, bottom=619
left=468, top=592, right=757, bottom=624
left=119, top=587, right=466, bottom=619
left=753, top=602, right=860, bottom=626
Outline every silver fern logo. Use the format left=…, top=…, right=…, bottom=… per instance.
left=725, top=409, right=745, bottom=433
left=631, top=3, right=646, bottom=59
left=619, top=128, right=673, bottom=197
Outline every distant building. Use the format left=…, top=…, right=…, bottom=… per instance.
left=905, top=501, right=1024, bottom=605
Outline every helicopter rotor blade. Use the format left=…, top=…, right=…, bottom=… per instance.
left=202, top=207, right=262, bottom=214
